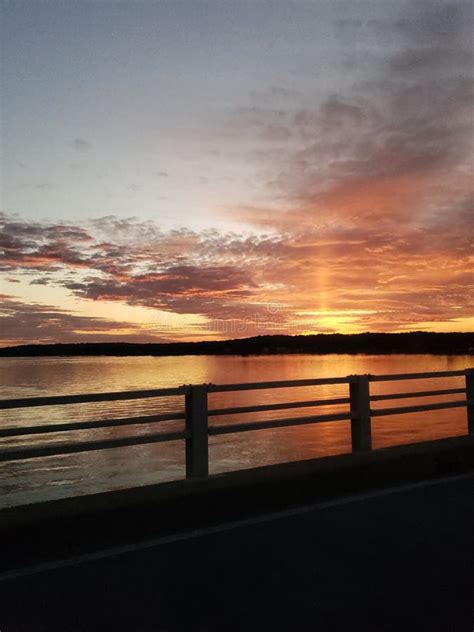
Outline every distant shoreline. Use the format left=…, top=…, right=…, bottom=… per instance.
left=0, top=332, right=472, bottom=358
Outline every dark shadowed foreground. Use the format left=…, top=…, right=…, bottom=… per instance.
left=1, top=474, right=473, bottom=632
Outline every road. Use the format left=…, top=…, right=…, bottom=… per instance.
left=1, top=474, right=473, bottom=631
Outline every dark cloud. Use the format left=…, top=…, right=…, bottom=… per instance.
left=393, top=1, right=470, bottom=44
left=335, top=18, right=363, bottom=32
left=29, top=278, right=50, bottom=286
left=64, top=264, right=257, bottom=319
left=71, top=138, right=92, bottom=152
left=0, top=296, right=170, bottom=346
left=228, top=1, right=473, bottom=230
left=389, top=46, right=473, bottom=75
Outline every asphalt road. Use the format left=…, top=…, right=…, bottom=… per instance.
left=1, top=475, right=473, bottom=632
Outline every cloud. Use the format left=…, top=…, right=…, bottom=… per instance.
left=1, top=205, right=472, bottom=338
left=1, top=2, right=472, bottom=342
left=29, top=278, right=50, bottom=286
left=226, top=1, right=472, bottom=235
left=64, top=264, right=257, bottom=319
left=0, top=296, right=170, bottom=346
left=389, top=46, right=473, bottom=75
left=71, top=138, right=92, bottom=152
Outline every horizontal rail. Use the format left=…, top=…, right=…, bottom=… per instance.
left=1, top=370, right=467, bottom=410
left=370, top=388, right=465, bottom=402
left=208, top=376, right=349, bottom=393
left=0, top=368, right=470, bottom=471
left=0, top=387, right=186, bottom=410
left=208, top=397, right=350, bottom=417
left=209, top=411, right=350, bottom=435
left=370, top=400, right=467, bottom=417
left=0, top=430, right=189, bottom=462
left=368, top=370, right=465, bottom=382
left=0, top=411, right=184, bottom=438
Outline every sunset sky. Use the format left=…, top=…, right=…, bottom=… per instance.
left=1, top=0, right=473, bottom=345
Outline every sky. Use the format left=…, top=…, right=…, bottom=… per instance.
left=1, top=0, right=473, bottom=345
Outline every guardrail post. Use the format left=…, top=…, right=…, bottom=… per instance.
left=465, top=369, right=474, bottom=435
left=349, top=374, right=372, bottom=452
left=185, top=384, right=209, bottom=479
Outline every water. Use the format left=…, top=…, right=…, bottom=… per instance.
left=0, top=354, right=471, bottom=508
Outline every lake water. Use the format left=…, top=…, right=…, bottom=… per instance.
left=0, top=354, right=472, bottom=508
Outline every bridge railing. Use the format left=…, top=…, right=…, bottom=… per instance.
left=0, top=369, right=472, bottom=479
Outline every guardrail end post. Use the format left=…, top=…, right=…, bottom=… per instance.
left=465, top=369, right=474, bottom=435
left=349, top=374, right=372, bottom=452
left=185, top=384, right=209, bottom=479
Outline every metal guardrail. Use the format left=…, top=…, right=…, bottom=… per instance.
left=0, top=369, right=473, bottom=479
